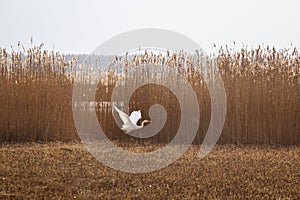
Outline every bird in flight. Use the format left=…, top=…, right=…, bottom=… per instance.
left=113, top=105, right=151, bottom=134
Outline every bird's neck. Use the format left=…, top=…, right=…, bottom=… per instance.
left=140, top=120, right=148, bottom=127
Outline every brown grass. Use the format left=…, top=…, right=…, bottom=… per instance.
left=0, top=45, right=299, bottom=144
left=0, top=142, right=299, bottom=199
left=0, top=46, right=76, bottom=142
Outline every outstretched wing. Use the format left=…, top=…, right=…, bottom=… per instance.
left=129, top=110, right=142, bottom=125
left=113, top=105, right=131, bottom=125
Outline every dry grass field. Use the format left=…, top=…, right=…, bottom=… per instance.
left=0, top=142, right=299, bottom=199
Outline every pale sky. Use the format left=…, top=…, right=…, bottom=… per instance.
left=0, top=0, right=299, bottom=54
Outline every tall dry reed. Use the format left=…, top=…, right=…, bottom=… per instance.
left=0, top=45, right=299, bottom=144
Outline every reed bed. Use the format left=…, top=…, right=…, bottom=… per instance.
left=0, top=45, right=299, bottom=144
left=0, top=46, right=76, bottom=142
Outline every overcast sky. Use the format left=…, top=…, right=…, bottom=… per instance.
left=0, top=0, right=299, bottom=54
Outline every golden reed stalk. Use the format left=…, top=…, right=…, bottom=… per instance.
left=0, top=45, right=299, bottom=144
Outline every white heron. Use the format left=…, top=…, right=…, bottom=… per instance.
left=113, top=105, right=151, bottom=134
